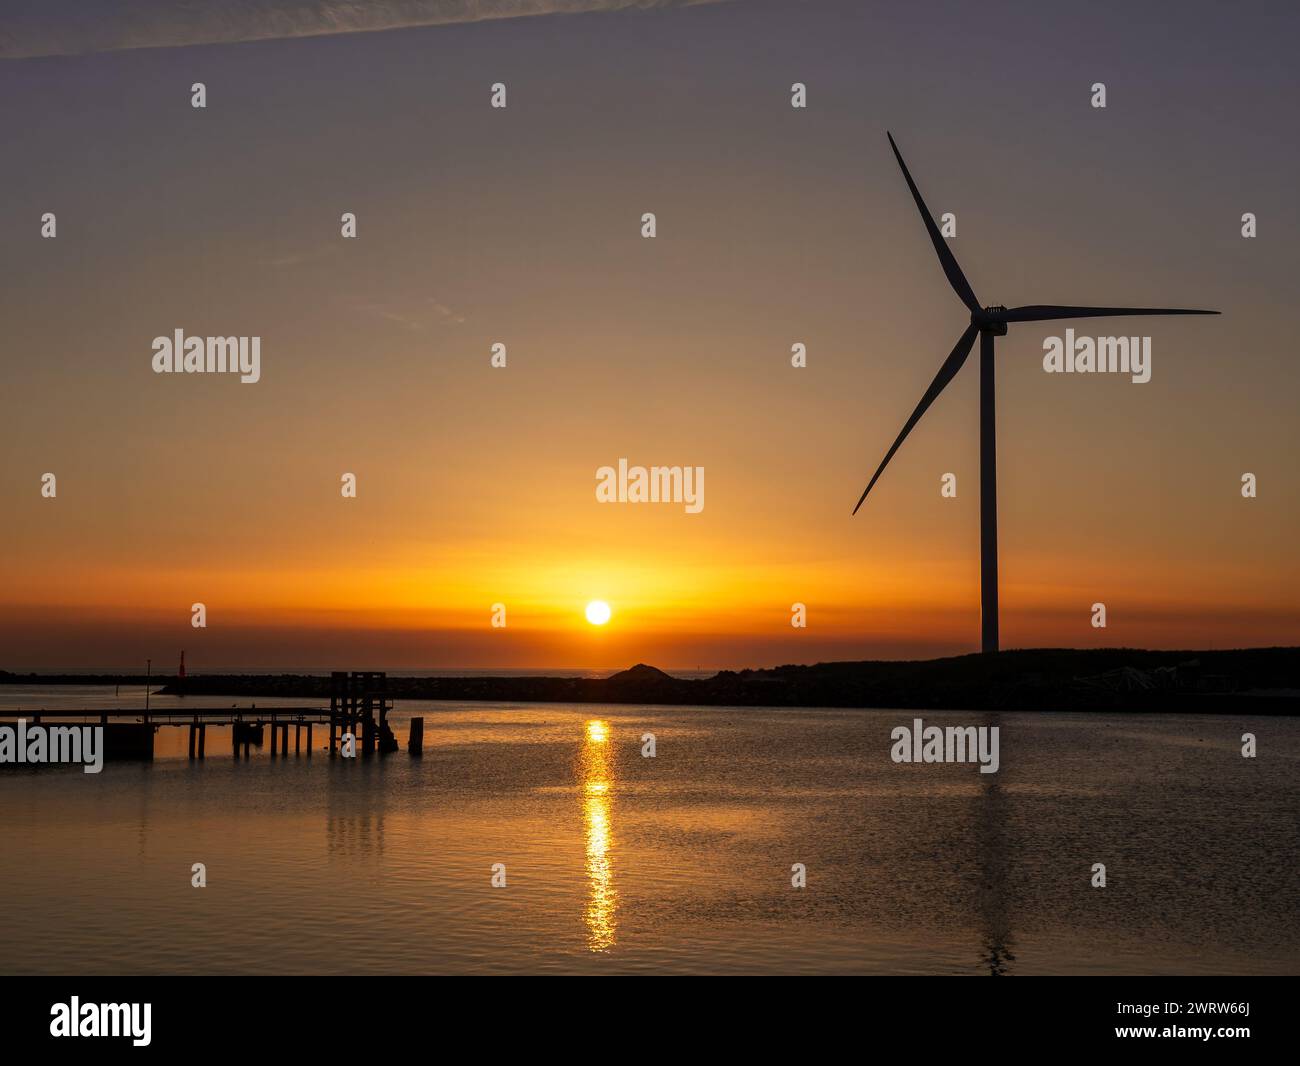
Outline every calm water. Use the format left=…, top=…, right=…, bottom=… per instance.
left=1, top=686, right=1297, bottom=975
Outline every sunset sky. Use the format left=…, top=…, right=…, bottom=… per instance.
left=2, top=0, right=1297, bottom=670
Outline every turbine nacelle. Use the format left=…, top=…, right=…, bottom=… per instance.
left=974, top=306, right=1008, bottom=334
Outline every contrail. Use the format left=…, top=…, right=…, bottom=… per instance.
left=0, top=0, right=733, bottom=59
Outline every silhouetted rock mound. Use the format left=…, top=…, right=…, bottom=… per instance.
left=606, top=663, right=675, bottom=684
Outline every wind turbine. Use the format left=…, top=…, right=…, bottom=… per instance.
left=853, top=132, right=1218, bottom=654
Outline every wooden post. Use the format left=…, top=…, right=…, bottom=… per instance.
left=198, top=724, right=206, bottom=759
left=269, top=720, right=277, bottom=756
left=307, top=723, right=313, bottom=756
left=295, top=724, right=301, bottom=755
left=282, top=722, right=289, bottom=754
left=188, top=723, right=196, bottom=761
left=329, top=717, right=337, bottom=757
left=233, top=724, right=240, bottom=757
left=408, top=717, right=424, bottom=756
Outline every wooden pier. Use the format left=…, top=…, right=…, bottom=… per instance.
left=1, top=669, right=405, bottom=762
left=328, top=670, right=398, bottom=756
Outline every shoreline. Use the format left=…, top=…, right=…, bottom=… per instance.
left=4, top=647, right=1300, bottom=713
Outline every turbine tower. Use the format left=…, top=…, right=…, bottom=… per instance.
left=854, top=132, right=1218, bottom=654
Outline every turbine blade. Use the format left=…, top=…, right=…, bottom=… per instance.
left=887, top=132, right=980, bottom=313
left=852, top=324, right=980, bottom=515
left=1002, top=304, right=1219, bottom=323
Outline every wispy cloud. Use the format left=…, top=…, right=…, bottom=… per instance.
left=1, top=1, right=730, bottom=59
left=261, top=244, right=339, bottom=270
left=356, top=296, right=466, bottom=330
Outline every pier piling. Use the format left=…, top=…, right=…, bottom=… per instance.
left=408, top=717, right=424, bottom=756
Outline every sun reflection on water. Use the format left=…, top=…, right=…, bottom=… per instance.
left=580, top=718, right=616, bottom=952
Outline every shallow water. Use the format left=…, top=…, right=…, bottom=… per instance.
left=1, top=687, right=1296, bottom=974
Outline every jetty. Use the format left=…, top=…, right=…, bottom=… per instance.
left=0, top=671, right=420, bottom=762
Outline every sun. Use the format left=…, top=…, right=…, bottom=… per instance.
left=585, top=600, right=612, bottom=626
